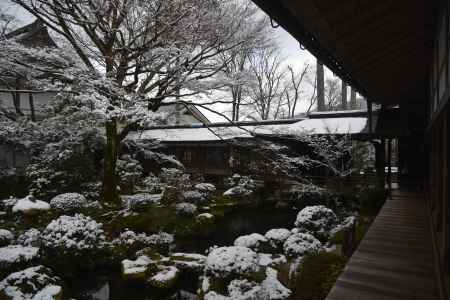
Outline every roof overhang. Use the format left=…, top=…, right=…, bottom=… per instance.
left=252, top=0, right=436, bottom=106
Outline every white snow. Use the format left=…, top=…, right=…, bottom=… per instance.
left=294, top=205, right=338, bottom=238
left=121, top=256, right=152, bottom=275
left=195, top=183, right=216, bottom=192
left=197, top=213, right=214, bottom=219
left=283, top=233, right=322, bottom=258
left=0, top=245, right=39, bottom=265
left=0, top=229, right=14, bottom=245
left=205, top=246, right=261, bottom=278
left=12, top=195, right=50, bottom=214
left=287, top=117, right=367, bottom=135
left=234, top=233, right=267, bottom=250
left=149, top=265, right=179, bottom=282
left=259, top=268, right=292, bottom=299
left=17, top=229, right=41, bottom=246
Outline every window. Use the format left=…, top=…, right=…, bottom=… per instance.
left=183, top=149, right=192, bottom=164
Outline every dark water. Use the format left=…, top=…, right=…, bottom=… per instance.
left=76, top=206, right=298, bottom=299
left=176, top=206, right=298, bottom=253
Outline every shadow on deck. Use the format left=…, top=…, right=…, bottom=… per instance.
left=326, top=189, right=441, bottom=300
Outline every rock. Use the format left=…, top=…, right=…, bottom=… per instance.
left=0, top=245, right=40, bottom=277
left=0, top=265, right=63, bottom=300
left=122, top=193, right=162, bottom=211
left=121, top=255, right=156, bottom=281
left=234, top=233, right=269, bottom=252
left=294, top=205, right=338, bottom=241
left=223, top=185, right=253, bottom=197
left=162, top=186, right=179, bottom=205
left=12, top=195, right=50, bottom=215
left=265, top=229, right=292, bottom=252
left=283, top=233, right=323, bottom=258
left=0, top=229, right=13, bottom=247
left=147, top=265, right=179, bottom=290
left=16, top=229, right=41, bottom=247
left=195, top=183, right=216, bottom=193
left=182, top=190, right=205, bottom=205
left=170, top=253, right=206, bottom=275
left=174, top=202, right=197, bottom=216
left=50, top=192, right=88, bottom=213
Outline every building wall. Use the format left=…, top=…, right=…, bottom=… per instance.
left=429, top=1, right=450, bottom=295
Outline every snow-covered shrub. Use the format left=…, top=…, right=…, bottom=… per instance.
left=49, top=192, right=88, bottom=213
left=182, top=190, right=205, bottom=204
left=0, top=245, right=40, bottom=277
left=223, top=174, right=257, bottom=197
left=264, top=228, right=292, bottom=252
left=42, top=214, right=106, bottom=252
left=174, top=202, right=197, bottom=216
left=137, top=174, right=164, bottom=194
left=116, top=157, right=144, bottom=193
left=294, top=205, right=338, bottom=241
left=0, top=229, right=13, bottom=247
left=11, top=195, right=50, bottom=215
left=121, top=193, right=162, bottom=211
left=136, top=148, right=185, bottom=174
left=283, top=233, right=322, bottom=258
left=16, top=229, right=41, bottom=247
left=195, top=183, right=216, bottom=193
left=112, top=230, right=174, bottom=257
left=234, top=233, right=269, bottom=252
left=160, top=168, right=191, bottom=190
left=287, top=183, right=330, bottom=207
left=205, top=246, right=263, bottom=280
left=0, top=265, right=63, bottom=300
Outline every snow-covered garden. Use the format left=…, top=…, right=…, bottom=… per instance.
left=0, top=0, right=387, bottom=299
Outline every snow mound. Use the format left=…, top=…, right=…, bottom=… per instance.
left=294, top=205, right=338, bottom=240
left=0, top=245, right=40, bottom=269
left=121, top=255, right=153, bottom=279
left=234, top=233, right=268, bottom=252
left=175, top=202, right=198, bottom=216
left=195, top=183, right=216, bottom=193
left=42, top=214, right=106, bottom=251
left=49, top=193, right=88, bottom=212
left=0, top=229, right=14, bottom=247
left=259, top=267, right=291, bottom=299
left=205, top=246, right=262, bottom=279
left=0, top=265, right=62, bottom=300
left=264, top=228, right=292, bottom=250
left=17, top=229, right=41, bottom=247
left=283, top=233, right=322, bottom=258
left=12, top=195, right=50, bottom=214
left=147, top=265, right=179, bottom=289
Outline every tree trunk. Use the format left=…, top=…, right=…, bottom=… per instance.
left=341, top=81, right=347, bottom=110
left=316, top=60, right=325, bottom=111
left=102, top=119, right=120, bottom=204
left=350, top=87, right=357, bottom=109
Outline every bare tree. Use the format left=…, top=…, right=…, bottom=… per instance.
left=10, top=0, right=257, bottom=203
left=246, top=47, right=286, bottom=120
left=325, top=78, right=340, bottom=110
left=284, top=64, right=309, bottom=118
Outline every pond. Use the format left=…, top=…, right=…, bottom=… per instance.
left=74, top=205, right=298, bottom=300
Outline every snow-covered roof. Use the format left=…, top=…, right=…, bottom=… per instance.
left=129, top=117, right=369, bottom=142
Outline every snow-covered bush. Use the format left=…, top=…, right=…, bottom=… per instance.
left=294, top=205, right=338, bottom=241
left=264, top=228, right=292, bottom=252
left=0, top=245, right=40, bottom=277
left=182, top=190, right=205, bottom=204
left=205, top=246, right=263, bottom=280
left=195, top=183, right=216, bottom=193
left=234, top=233, right=269, bottom=252
left=11, top=195, right=50, bottom=215
left=0, top=265, right=63, bottom=300
left=223, top=174, right=257, bottom=197
left=283, top=233, right=322, bottom=258
left=49, top=192, right=88, bottom=212
left=16, top=229, right=41, bottom=247
left=112, top=230, right=174, bottom=257
left=42, top=214, right=106, bottom=252
left=137, top=174, right=164, bottom=194
left=160, top=168, right=191, bottom=190
left=121, top=193, right=162, bottom=211
left=0, top=229, right=13, bottom=247
left=174, top=202, right=197, bottom=216
left=287, top=183, right=330, bottom=207
left=116, top=157, right=144, bottom=193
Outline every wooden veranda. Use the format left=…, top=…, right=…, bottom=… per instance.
left=326, top=189, right=442, bottom=300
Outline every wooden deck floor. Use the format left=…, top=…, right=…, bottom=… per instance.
left=326, top=189, right=440, bottom=300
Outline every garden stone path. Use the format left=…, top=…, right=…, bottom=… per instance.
left=326, top=189, right=441, bottom=300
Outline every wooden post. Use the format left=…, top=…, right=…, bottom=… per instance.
left=28, top=92, right=36, bottom=121
left=387, top=139, right=392, bottom=195
left=367, top=99, right=372, bottom=136
left=341, top=81, right=347, bottom=110
left=316, top=59, right=325, bottom=111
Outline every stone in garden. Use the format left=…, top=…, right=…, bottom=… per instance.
left=195, top=183, right=216, bottom=193
left=121, top=255, right=155, bottom=281
left=234, top=233, right=270, bottom=252
left=170, top=252, right=206, bottom=275
left=12, top=195, right=50, bottom=215
left=0, top=229, right=13, bottom=247
left=0, top=266, right=63, bottom=300
left=147, top=265, right=179, bottom=290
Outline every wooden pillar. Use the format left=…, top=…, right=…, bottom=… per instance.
left=316, top=60, right=325, bottom=111
left=28, top=93, right=36, bottom=122
left=367, top=100, right=373, bottom=136
left=387, top=139, right=392, bottom=195
left=341, top=81, right=347, bottom=110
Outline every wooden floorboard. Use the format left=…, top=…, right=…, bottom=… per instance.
left=326, top=189, right=440, bottom=300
